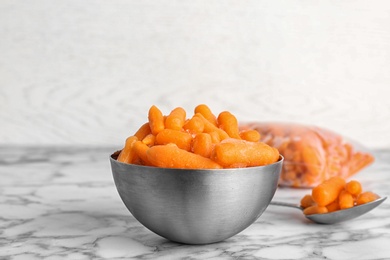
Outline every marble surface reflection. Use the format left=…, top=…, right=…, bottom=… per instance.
left=1, top=147, right=390, bottom=259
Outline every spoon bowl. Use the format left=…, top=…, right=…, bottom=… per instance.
left=270, top=197, right=386, bottom=224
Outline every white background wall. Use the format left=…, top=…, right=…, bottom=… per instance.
left=1, top=0, right=390, bottom=148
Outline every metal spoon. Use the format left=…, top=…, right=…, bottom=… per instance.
left=270, top=197, right=387, bottom=224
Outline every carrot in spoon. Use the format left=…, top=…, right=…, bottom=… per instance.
left=311, top=176, right=346, bottom=207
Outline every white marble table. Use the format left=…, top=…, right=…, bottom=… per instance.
left=1, top=147, right=389, bottom=260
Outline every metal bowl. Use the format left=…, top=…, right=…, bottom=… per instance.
left=110, top=151, right=283, bottom=244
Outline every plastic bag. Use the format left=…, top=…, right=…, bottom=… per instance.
left=241, top=122, right=375, bottom=188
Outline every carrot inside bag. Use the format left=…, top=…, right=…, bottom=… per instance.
left=240, top=122, right=374, bottom=188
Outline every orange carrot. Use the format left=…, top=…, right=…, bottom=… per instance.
left=345, top=180, right=362, bottom=196
left=155, top=129, right=193, bottom=151
left=300, top=194, right=315, bottom=209
left=209, top=131, right=221, bottom=144
left=239, top=129, right=261, bottom=142
left=148, top=105, right=165, bottom=135
left=326, top=200, right=340, bottom=212
left=147, top=144, right=222, bottom=169
left=338, top=190, right=354, bottom=209
left=134, top=122, right=151, bottom=140
left=142, top=134, right=156, bottom=146
left=312, top=176, right=346, bottom=206
left=194, top=113, right=229, bottom=141
left=217, top=111, right=241, bottom=139
left=194, top=104, right=217, bottom=126
left=133, top=140, right=151, bottom=166
left=356, top=191, right=380, bottom=205
left=192, top=133, right=213, bottom=158
left=301, top=145, right=323, bottom=177
left=212, top=139, right=280, bottom=168
left=117, top=136, right=138, bottom=163
left=183, top=116, right=204, bottom=134
left=303, top=205, right=328, bottom=215
left=165, top=107, right=186, bottom=131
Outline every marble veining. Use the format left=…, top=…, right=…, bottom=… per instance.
left=1, top=147, right=390, bottom=260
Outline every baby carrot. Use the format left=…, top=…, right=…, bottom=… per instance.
left=239, top=129, right=261, bottom=142
left=217, top=111, right=241, bottom=139
left=303, top=205, right=328, bottom=215
left=301, top=145, right=323, bottom=177
left=147, top=144, right=222, bottom=169
left=155, top=129, right=193, bottom=151
left=194, top=113, right=229, bottom=141
left=312, top=176, right=346, bottom=206
left=356, top=191, right=380, bottom=205
left=300, top=194, right=315, bottom=209
left=345, top=180, right=362, bottom=196
left=133, top=140, right=152, bottom=166
left=209, top=131, right=221, bottom=143
left=117, top=136, right=138, bottom=163
left=142, top=133, right=156, bottom=146
left=183, top=116, right=204, bottom=134
left=212, top=139, right=280, bottom=168
left=148, top=105, right=165, bottom=135
left=192, top=133, right=213, bottom=158
left=134, top=122, right=151, bottom=140
left=165, top=107, right=186, bottom=131
left=194, top=104, right=217, bottom=126
left=326, top=200, right=340, bottom=213
left=338, top=190, right=354, bottom=210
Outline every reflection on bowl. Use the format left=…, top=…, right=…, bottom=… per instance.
left=110, top=151, right=283, bottom=244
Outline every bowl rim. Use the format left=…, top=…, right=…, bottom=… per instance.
left=110, top=150, right=284, bottom=172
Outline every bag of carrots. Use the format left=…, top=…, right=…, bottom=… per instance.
left=240, top=122, right=375, bottom=188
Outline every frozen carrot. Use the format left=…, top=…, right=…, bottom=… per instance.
left=165, top=107, right=186, bottom=131
left=312, top=176, right=346, bottom=206
left=183, top=116, right=204, bottom=134
left=209, top=131, right=221, bottom=143
left=212, top=139, right=280, bottom=168
left=134, top=122, right=151, bottom=140
left=301, top=145, right=323, bottom=177
left=356, top=191, right=380, bottom=205
left=194, top=104, right=217, bottom=126
left=345, top=180, right=362, bottom=196
left=300, top=194, right=315, bottom=209
left=155, top=129, right=193, bottom=151
left=192, top=133, right=213, bottom=158
left=326, top=200, right=340, bottom=213
left=133, top=140, right=152, bottom=166
left=142, top=134, right=156, bottom=146
left=217, top=111, right=241, bottom=139
left=338, top=190, right=354, bottom=209
left=148, top=105, right=165, bottom=135
left=239, top=129, right=261, bottom=142
left=147, top=144, right=222, bottom=169
left=194, top=113, right=229, bottom=141
left=303, top=205, right=328, bottom=215
left=117, top=136, right=138, bottom=163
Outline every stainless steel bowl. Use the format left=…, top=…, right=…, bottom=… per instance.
left=110, top=151, right=283, bottom=244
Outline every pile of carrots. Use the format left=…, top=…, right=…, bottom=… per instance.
left=301, top=176, right=380, bottom=215
left=117, top=104, right=280, bottom=169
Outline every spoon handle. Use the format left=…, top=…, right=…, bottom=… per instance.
left=270, top=201, right=303, bottom=210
